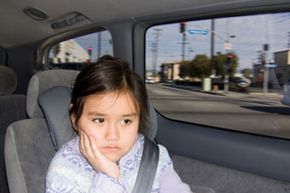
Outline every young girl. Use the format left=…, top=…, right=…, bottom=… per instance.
left=46, top=55, right=192, bottom=193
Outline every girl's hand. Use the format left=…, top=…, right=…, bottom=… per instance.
left=79, top=131, right=120, bottom=179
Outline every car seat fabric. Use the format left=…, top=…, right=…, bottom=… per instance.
left=0, top=95, right=26, bottom=193
left=0, top=65, right=26, bottom=193
left=5, top=119, right=54, bottom=193
left=0, top=65, right=17, bottom=96
left=26, top=69, right=79, bottom=119
left=4, top=69, right=79, bottom=193
left=38, top=86, right=76, bottom=150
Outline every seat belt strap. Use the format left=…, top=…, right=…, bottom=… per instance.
left=132, top=137, right=159, bottom=193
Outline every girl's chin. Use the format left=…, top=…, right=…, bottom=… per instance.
left=103, top=152, right=123, bottom=162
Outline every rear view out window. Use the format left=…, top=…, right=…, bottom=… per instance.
left=145, top=12, right=290, bottom=139
left=49, top=31, right=113, bottom=70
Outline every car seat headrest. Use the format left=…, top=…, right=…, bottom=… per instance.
left=0, top=65, right=17, bottom=95
left=39, top=86, right=158, bottom=150
left=39, top=86, right=76, bottom=150
left=26, top=69, right=79, bottom=118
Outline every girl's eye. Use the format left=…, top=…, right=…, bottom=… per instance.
left=93, top=118, right=104, bottom=124
left=122, top=119, right=132, bottom=125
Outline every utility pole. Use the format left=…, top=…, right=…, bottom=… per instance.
left=97, top=32, right=102, bottom=58
left=151, top=29, right=162, bottom=75
left=263, top=44, right=269, bottom=93
left=180, top=22, right=187, bottom=61
left=223, top=19, right=236, bottom=93
left=224, top=45, right=230, bottom=93
left=224, top=20, right=230, bottom=93
left=210, top=19, right=215, bottom=59
left=262, top=17, right=270, bottom=94
left=187, top=47, right=194, bottom=60
left=181, top=32, right=186, bottom=61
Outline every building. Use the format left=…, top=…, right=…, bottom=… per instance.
left=253, top=49, right=290, bottom=88
left=274, top=49, right=290, bottom=85
left=159, top=62, right=181, bottom=82
left=51, top=39, right=89, bottom=63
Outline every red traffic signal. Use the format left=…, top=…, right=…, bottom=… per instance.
left=227, top=53, right=234, bottom=58
left=180, top=22, right=186, bottom=33
left=87, top=47, right=92, bottom=56
left=226, top=53, right=235, bottom=64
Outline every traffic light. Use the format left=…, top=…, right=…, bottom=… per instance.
left=87, top=47, right=92, bottom=63
left=226, top=53, right=234, bottom=64
left=87, top=46, right=92, bottom=56
left=180, top=22, right=186, bottom=33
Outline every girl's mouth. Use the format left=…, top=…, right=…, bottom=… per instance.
left=101, top=146, right=120, bottom=152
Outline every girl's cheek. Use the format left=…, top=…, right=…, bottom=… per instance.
left=84, top=127, right=102, bottom=140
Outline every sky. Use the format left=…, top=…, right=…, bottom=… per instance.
left=72, top=12, right=290, bottom=72
left=146, top=12, right=290, bottom=72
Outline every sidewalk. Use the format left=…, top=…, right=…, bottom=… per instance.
left=162, top=83, right=283, bottom=98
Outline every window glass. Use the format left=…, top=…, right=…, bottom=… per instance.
left=146, top=12, right=290, bottom=139
left=49, top=30, right=113, bottom=70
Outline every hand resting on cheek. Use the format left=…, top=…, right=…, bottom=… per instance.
left=79, top=130, right=120, bottom=179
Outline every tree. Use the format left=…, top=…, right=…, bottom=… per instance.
left=227, top=52, right=239, bottom=77
left=179, top=61, right=191, bottom=79
left=191, top=54, right=211, bottom=78
left=179, top=54, right=211, bottom=79
left=210, top=52, right=226, bottom=76
left=210, top=51, right=239, bottom=77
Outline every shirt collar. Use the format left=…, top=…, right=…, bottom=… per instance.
left=118, top=134, right=144, bottom=176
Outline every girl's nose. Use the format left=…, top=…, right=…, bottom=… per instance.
left=105, top=123, right=119, bottom=141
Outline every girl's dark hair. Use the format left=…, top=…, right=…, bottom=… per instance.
left=70, top=55, right=149, bottom=136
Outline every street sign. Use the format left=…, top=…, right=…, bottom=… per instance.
left=265, top=64, right=277, bottom=68
left=188, top=29, right=208, bottom=35
left=224, top=42, right=232, bottom=50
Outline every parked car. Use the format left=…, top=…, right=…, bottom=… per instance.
left=229, top=77, right=250, bottom=88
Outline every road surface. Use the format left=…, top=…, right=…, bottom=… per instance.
left=147, top=83, right=290, bottom=139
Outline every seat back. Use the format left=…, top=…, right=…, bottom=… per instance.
left=0, top=65, right=17, bottom=96
left=0, top=65, right=26, bottom=193
left=4, top=69, right=79, bottom=193
left=39, top=86, right=76, bottom=150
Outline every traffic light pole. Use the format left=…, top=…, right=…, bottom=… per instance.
left=262, top=44, right=269, bottom=94
left=181, top=32, right=186, bottom=61
left=263, top=66, right=269, bottom=93
left=224, top=74, right=229, bottom=93
left=180, top=22, right=187, bottom=62
left=224, top=43, right=230, bottom=93
left=263, top=50, right=269, bottom=93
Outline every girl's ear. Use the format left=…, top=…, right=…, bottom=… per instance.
left=70, top=114, right=78, bottom=132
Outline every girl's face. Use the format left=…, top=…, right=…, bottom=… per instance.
left=74, top=91, right=139, bottom=162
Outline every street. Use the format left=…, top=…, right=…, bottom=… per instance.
left=147, top=83, right=290, bottom=139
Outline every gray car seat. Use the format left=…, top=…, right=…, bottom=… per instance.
left=0, top=65, right=26, bottom=193
left=4, top=69, right=79, bottom=193
left=5, top=68, right=213, bottom=193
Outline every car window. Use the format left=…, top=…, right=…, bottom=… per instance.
left=49, top=30, right=113, bottom=70
left=146, top=12, right=290, bottom=139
